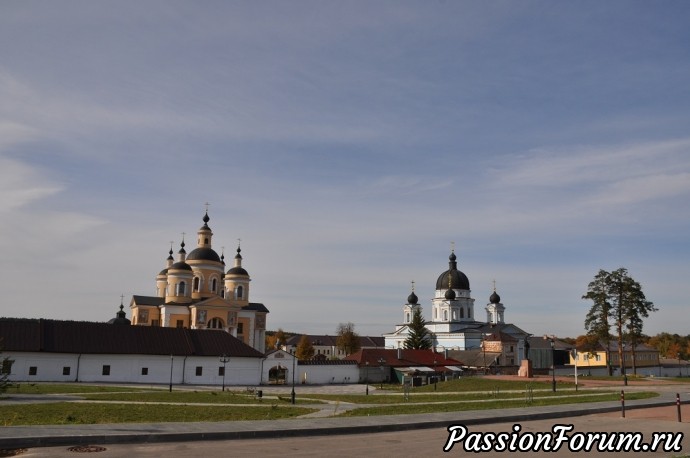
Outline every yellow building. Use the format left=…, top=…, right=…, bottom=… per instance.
left=130, top=211, right=268, bottom=352
left=569, top=341, right=659, bottom=372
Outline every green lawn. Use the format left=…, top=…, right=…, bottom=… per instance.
left=340, top=391, right=659, bottom=416
left=0, top=402, right=316, bottom=426
left=81, top=390, right=322, bottom=404
left=9, top=383, right=156, bottom=394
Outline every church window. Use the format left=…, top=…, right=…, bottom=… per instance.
left=406, top=312, right=410, bottom=322
left=452, top=310, right=457, bottom=320
left=208, top=317, right=224, bottom=329
left=237, top=322, right=244, bottom=334
left=211, top=278, right=217, bottom=292
left=193, top=277, right=200, bottom=292
left=63, top=366, right=71, bottom=376
left=204, top=237, right=209, bottom=244
left=460, top=308, right=464, bottom=318
left=102, top=365, right=110, bottom=376
left=178, top=281, right=186, bottom=296
left=220, top=289, right=225, bottom=298
left=443, top=310, right=448, bottom=321
left=236, top=285, right=244, bottom=299
left=195, top=366, right=203, bottom=376
left=29, top=366, right=37, bottom=376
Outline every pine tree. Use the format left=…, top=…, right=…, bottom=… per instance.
left=583, top=268, right=656, bottom=379
left=404, top=308, right=432, bottom=350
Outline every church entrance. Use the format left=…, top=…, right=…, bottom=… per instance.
left=268, top=365, right=287, bottom=384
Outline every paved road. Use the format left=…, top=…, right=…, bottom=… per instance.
left=15, top=405, right=690, bottom=458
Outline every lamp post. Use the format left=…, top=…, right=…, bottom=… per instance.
left=378, top=357, right=386, bottom=389
left=365, top=361, right=369, bottom=395
left=433, top=358, right=438, bottom=391
left=169, top=354, right=174, bottom=392
left=544, top=335, right=556, bottom=392
left=290, top=351, right=296, bottom=405
left=219, top=354, right=230, bottom=392
left=481, top=336, right=487, bottom=375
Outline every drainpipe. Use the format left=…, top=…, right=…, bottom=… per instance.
left=182, top=356, right=188, bottom=386
left=75, top=354, right=82, bottom=382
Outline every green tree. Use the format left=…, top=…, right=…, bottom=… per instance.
left=0, top=339, right=12, bottom=394
left=404, top=308, right=432, bottom=350
left=295, top=335, right=315, bottom=360
left=336, top=322, right=361, bottom=356
left=583, top=268, right=656, bottom=379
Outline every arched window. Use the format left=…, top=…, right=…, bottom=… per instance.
left=443, top=310, right=448, bottom=321
left=406, top=312, right=410, bottom=322
left=178, top=281, right=186, bottom=296
left=236, top=285, right=244, bottom=299
left=220, top=289, right=225, bottom=298
left=211, top=278, right=217, bottom=293
left=193, top=277, right=200, bottom=292
left=460, top=308, right=464, bottom=318
left=207, top=317, right=224, bottom=329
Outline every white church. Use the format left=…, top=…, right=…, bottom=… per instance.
left=383, top=249, right=532, bottom=363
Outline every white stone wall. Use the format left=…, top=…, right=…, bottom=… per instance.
left=3, top=352, right=262, bottom=386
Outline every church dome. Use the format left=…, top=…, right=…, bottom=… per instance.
left=490, top=290, right=501, bottom=304
left=187, top=247, right=221, bottom=263
left=170, top=261, right=193, bottom=271
left=435, top=250, right=470, bottom=290
left=436, top=269, right=470, bottom=290
left=226, top=266, right=249, bottom=276
left=407, top=291, right=418, bottom=305
left=444, top=287, right=456, bottom=300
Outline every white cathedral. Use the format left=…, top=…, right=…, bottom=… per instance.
left=383, top=249, right=531, bottom=362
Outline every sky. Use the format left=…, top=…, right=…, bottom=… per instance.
left=1, top=1, right=689, bottom=340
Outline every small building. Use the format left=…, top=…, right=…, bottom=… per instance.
left=345, top=348, right=463, bottom=385
left=569, top=341, right=660, bottom=375
left=262, top=350, right=359, bottom=385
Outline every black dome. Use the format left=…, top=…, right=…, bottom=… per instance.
left=227, top=266, right=249, bottom=276
left=490, top=291, right=501, bottom=304
left=187, top=247, right=221, bottom=263
left=436, top=270, right=470, bottom=290
left=444, top=288, right=456, bottom=300
left=170, top=261, right=193, bottom=271
left=158, top=268, right=169, bottom=276
left=407, top=291, right=419, bottom=304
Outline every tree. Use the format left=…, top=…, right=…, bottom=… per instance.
left=583, top=268, right=656, bottom=379
left=274, top=328, right=287, bottom=348
left=295, top=335, right=315, bottom=360
left=0, top=339, right=11, bottom=394
left=336, top=322, right=360, bottom=356
left=404, top=308, right=432, bottom=350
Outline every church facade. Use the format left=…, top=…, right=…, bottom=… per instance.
left=130, top=211, right=268, bottom=353
left=383, top=250, right=531, bottom=363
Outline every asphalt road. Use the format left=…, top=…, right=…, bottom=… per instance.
left=14, top=405, right=690, bottom=458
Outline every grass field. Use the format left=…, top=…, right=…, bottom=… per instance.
left=0, top=402, right=316, bottom=426
left=80, top=390, right=322, bottom=404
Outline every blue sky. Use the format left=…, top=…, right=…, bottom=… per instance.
left=1, top=1, right=689, bottom=339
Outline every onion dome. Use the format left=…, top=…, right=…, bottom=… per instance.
left=490, top=290, right=501, bottom=304
left=187, top=247, right=221, bottom=262
left=445, top=287, right=456, bottom=300
left=407, top=291, right=418, bottom=305
left=170, top=261, right=192, bottom=271
left=227, top=245, right=249, bottom=276
left=435, top=250, right=470, bottom=290
left=200, top=211, right=210, bottom=229
left=108, top=302, right=131, bottom=325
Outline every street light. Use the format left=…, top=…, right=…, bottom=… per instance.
left=378, top=357, right=386, bottom=389
left=433, top=358, right=438, bottom=391
left=219, top=354, right=230, bottom=391
left=365, top=361, right=369, bottom=395
left=544, top=335, right=556, bottom=392
left=290, top=351, right=296, bottom=405
left=169, top=354, right=174, bottom=392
